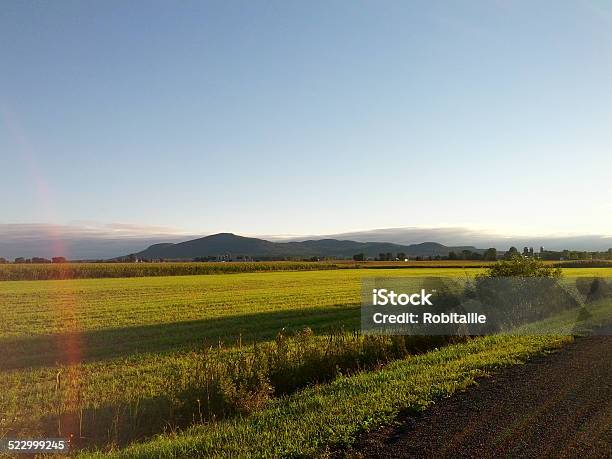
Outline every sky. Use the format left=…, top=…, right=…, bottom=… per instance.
left=1, top=0, right=611, bottom=241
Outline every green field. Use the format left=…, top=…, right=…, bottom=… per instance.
left=1, top=268, right=489, bottom=361
left=1, top=267, right=610, bottom=455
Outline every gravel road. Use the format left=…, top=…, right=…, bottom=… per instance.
left=351, top=334, right=612, bottom=458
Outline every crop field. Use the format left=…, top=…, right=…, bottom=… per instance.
left=1, top=259, right=600, bottom=281
left=1, top=266, right=610, bottom=455
left=0, top=260, right=505, bottom=282
left=0, top=261, right=347, bottom=281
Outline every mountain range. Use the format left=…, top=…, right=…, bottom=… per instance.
left=1, top=224, right=609, bottom=260
left=132, top=233, right=483, bottom=260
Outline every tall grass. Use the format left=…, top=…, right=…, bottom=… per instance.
left=3, top=329, right=461, bottom=450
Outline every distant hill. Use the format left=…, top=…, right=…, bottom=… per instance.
left=130, top=233, right=483, bottom=260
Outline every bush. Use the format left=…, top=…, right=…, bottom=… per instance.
left=469, top=255, right=575, bottom=332
left=484, top=255, right=561, bottom=278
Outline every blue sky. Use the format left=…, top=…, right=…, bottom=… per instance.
left=1, top=1, right=611, bottom=238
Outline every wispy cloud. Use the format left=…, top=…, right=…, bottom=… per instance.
left=0, top=222, right=193, bottom=241
left=271, top=226, right=612, bottom=252
left=0, top=223, right=198, bottom=259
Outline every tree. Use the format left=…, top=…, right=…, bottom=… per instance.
left=14, top=257, right=26, bottom=264
left=385, top=252, right=393, bottom=261
left=397, top=252, right=406, bottom=261
left=32, top=257, right=51, bottom=263
left=52, top=257, right=67, bottom=263
left=352, top=253, right=365, bottom=261
left=505, top=246, right=519, bottom=259
left=0, top=257, right=7, bottom=264
left=483, top=248, right=497, bottom=261
left=448, top=251, right=458, bottom=260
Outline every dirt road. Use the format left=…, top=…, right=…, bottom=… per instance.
left=352, top=335, right=612, bottom=458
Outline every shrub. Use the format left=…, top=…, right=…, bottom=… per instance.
left=469, top=255, right=576, bottom=332
left=484, top=255, right=561, bottom=278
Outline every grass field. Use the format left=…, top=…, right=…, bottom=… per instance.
left=1, top=268, right=487, bottom=345
left=1, top=266, right=610, bottom=455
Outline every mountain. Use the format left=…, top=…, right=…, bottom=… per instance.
left=131, top=233, right=483, bottom=260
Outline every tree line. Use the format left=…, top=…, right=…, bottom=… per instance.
left=0, top=257, right=67, bottom=264
left=352, top=246, right=612, bottom=262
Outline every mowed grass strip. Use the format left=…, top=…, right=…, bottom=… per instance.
left=80, top=334, right=573, bottom=458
